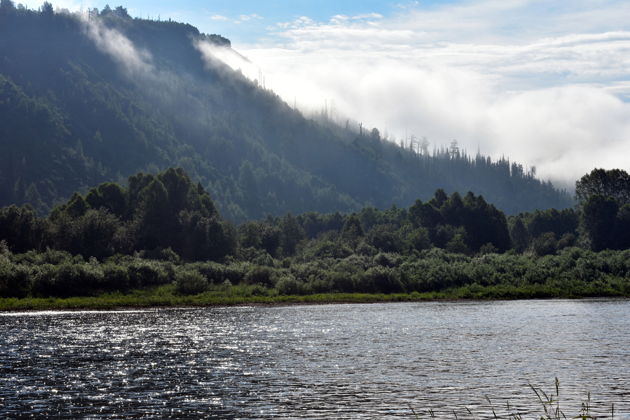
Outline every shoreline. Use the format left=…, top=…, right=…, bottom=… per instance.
left=1, top=289, right=628, bottom=312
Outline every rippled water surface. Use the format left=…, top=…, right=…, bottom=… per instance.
left=1, top=300, right=629, bottom=418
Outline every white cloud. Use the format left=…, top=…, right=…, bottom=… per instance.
left=210, top=14, right=229, bottom=21
left=194, top=39, right=261, bottom=83
left=234, top=0, right=630, bottom=186
left=236, top=13, right=263, bottom=23
left=84, top=19, right=153, bottom=76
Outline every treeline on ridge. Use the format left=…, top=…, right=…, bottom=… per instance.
left=0, top=2, right=571, bottom=221
left=0, top=168, right=629, bottom=299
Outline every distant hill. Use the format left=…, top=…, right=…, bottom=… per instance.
left=0, top=4, right=573, bottom=220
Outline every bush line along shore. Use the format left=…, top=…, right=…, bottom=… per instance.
left=1, top=168, right=629, bottom=310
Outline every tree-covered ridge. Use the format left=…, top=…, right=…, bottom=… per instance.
left=0, top=3, right=571, bottom=219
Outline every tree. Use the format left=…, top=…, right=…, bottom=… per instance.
left=445, top=231, right=469, bottom=254
left=40, top=1, right=53, bottom=16
left=85, top=183, right=127, bottom=218
left=279, top=213, right=304, bottom=256
left=527, top=209, right=578, bottom=239
left=136, top=178, right=170, bottom=250
left=582, top=195, right=618, bottom=251
left=341, top=214, right=364, bottom=246
left=532, top=232, right=557, bottom=256
left=0, top=0, right=15, bottom=14
left=576, top=168, right=630, bottom=207
left=509, top=218, right=529, bottom=253
left=409, top=200, right=442, bottom=228
left=615, top=204, right=630, bottom=249
left=366, top=224, right=402, bottom=253
left=114, top=6, right=129, bottom=18
left=0, top=205, right=45, bottom=252
left=179, top=211, right=235, bottom=261
left=62, top=193, right=89, bottom=219
left=238, top=221, right=263, bottom=249
left=431, top=189, right=448, bottom=208
left=66, top=209, right=121, bottom=259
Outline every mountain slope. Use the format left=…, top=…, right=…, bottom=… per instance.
left=0, top=5, right=573, bottom=220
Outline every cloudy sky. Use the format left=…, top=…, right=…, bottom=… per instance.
left=28, top=0, right=630, bottom=186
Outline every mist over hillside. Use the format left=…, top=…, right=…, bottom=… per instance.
left=0, top=3, right=573, bottom=220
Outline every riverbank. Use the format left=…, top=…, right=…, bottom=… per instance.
left=1, top=282, right=628, bottom=311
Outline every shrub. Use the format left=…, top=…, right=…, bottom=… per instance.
left=408, top=228, right=431, bottom=251
left=0, top=262, right=31, bottom=298
left=329, top=272, right=355, bottom=293
left=175, top=269, right=208, bottom=295
left=31, top=264, right=57, bottom=297
left=355, top=241, right=378, bottom=256
left=245, top=265, right=275, bottom=287
left=479, top=243, right=499, bottom=255
left=362, top=266, right=404, bottom=294
left=192, top=262, right=226, bottom=284
left=127, top=261, right=168, bottom=288
left=276, top=276, right=303, bottom=295
left=53, top=263, right=104, bottom=297
left=533, top=232, right=558, bottom=256
left=223, top=263, right=247, bottom=284
left=103, top=263, right=130, bottom=291
left=374, top=253, right=400, bottom=268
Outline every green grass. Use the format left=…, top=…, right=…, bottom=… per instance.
left=410, top=378, right=615, bottom=419
left=1, top=282, right=627, bottom=311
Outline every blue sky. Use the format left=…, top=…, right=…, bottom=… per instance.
left=31, top=0, right=630, bottom=183
left=30, top=0, right=458, bottom=43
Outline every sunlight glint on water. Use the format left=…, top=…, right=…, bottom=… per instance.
left=0, top=300, right=629, bottom=418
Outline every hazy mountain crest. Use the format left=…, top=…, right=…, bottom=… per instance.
left=0, top=4, right=573, bottom=220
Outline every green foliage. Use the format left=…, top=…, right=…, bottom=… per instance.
left=0, top=261, right=31, bottom=298
left=127, top=260, right=170, bottom=289
left=2, top=166, right=630, bottom=301
left=175, top=269, right=208, bottom=295
left=1, top=246, right=630, bottom=301
left=577, top=170, right=630, bottom=250
left=509, top=218, right=529, bottom=253
left=582, top=195, right=619, bottom=251
left=245, top=265, right=275, bottom=287
left=275, top=275, right=303, bottom=295
left=51, top=262, right=105, bottom=297
left=532, top=232, right=558, bottom=256
left=102, top=263, right=130, bottom=291
left=279, top=213, right=305, bottom=256
left=576, top=168, right=630, bottom=207
left=366, top=224, right=403, bottom=253
left=0, top=205, right=46, bottom=253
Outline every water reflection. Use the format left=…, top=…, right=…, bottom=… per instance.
left=0, top=300, right=628, bottom=418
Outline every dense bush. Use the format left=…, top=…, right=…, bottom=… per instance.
left=0, top=262, right=31, bottom=298
left=0, top=169, right=629, bottom=300
left=245, top=266, right=275, bottom=287
left=0, top=246, right=629, bottom=299
left=175, top=269, right=208, bottom=295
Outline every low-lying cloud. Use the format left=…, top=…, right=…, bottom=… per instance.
left=234, top=0, right=630, bottom=187
left=84, top=19, right=154, bottom=76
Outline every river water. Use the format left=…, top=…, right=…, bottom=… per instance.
left=1, top=299, right=629, bottom=418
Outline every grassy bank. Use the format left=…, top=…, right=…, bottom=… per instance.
left=1, top=282, right=628, bottom=311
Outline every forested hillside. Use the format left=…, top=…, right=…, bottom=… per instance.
left=0, top=3, right=572, bottom=220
